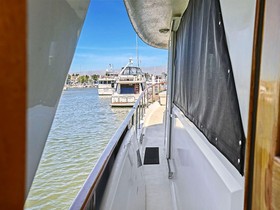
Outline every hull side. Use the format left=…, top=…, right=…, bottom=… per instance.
left=27, top=0, right=90, bottom=195
left=98, top=88, right=114, bottom=95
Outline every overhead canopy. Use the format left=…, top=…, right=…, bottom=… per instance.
left=123, top=0, right=189, bottom=49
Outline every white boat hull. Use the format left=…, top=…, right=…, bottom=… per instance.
left=98, top=88, right=115, bottom=95
left=27, top=0, right=90, bottom=195
left=111, top=95, right=137, bottom=107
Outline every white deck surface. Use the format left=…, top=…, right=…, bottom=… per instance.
left=141, top=102, right=173, bottom=210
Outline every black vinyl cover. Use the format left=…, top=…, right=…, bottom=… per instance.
left=173, top=0, right=245, bottom=174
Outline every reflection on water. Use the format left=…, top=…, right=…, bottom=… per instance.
left=25, top=88, right=130, bottom=209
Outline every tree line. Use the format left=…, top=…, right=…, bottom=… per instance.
left=66, top=74, right=99, bottom=84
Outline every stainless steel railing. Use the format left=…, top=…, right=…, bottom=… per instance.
left=70, top=82, right=166, bottom=210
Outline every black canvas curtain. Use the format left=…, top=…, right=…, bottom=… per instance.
left=173, top=0, right=245, bottom=174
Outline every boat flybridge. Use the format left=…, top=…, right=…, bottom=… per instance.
left=111, top=59, right=146, bottom=107
left=3, top=0, right=280, bottom=209
left=98, top=70, right=118, bottom=96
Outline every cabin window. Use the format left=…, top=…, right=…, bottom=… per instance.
left=130, top=68, right=137, bottom=75
left=120, top=84, right=134, bottom=94
left=120, top=84, right=139, bottom=94
left=122, top=69, right=130, bottom=75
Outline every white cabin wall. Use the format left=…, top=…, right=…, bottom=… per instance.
left=170, top=106, right=244, bottom=210
left=219, top=0, right=256, bottom=134
left=27, top=0, right=89, bottom=195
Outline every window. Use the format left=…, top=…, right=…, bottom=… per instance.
left=120, top=84, right=134, bottom=94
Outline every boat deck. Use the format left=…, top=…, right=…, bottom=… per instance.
left=140, top=102, right=173, bottom=210
left=98, top=101, right=173, bottom=210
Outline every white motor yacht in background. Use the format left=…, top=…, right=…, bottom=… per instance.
left=111, top=59, right=146, bottom=107
left=98, top=69, right=118, bottom=96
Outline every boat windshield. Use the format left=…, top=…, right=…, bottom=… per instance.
left=121, top=67, right=142, bottom=76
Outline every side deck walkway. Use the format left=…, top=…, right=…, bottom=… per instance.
left=141, top=102, right=173, bottom=210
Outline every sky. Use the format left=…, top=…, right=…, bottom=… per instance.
left=69, top=0, right=168, bottom=73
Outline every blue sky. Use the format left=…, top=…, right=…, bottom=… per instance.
left=69, top=0, right=168, bottom=72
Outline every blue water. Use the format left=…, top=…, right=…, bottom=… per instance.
left=25, top=88, right=130, bottom=209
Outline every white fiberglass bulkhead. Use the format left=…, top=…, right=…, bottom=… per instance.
left=27, top=0, right=90, bottom=196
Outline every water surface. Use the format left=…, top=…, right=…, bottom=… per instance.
left=25, top=88, right=130, bottom=209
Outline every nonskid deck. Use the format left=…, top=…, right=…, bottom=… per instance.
left=98, top=101, right=173, bottom=210
left=140, top=103, right=173, bottom=210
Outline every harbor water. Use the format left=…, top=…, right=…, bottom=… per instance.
left=25, top=88, right=130, bottom=209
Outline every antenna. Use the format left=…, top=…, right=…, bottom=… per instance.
left=136, top=35, right=139, bottom=67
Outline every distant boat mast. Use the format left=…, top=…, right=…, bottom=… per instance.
left=109, top=64, right=113, bottom=71
left=136, top=35, right=139, bottom=67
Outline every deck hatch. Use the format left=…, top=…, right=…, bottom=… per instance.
left=144, top=147, right=160, bottom=165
